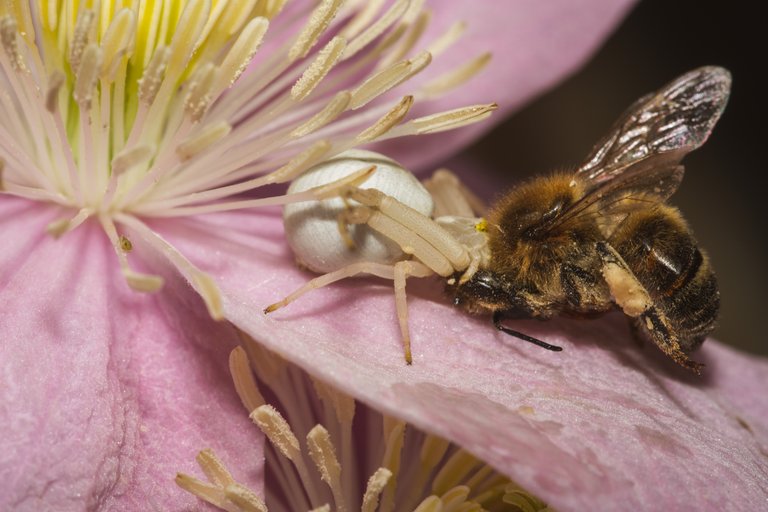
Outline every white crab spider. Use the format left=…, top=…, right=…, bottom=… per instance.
left=265, top=150, right=489, bottom=363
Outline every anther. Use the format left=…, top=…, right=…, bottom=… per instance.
left=73, top=44, right=103, bottom=109
left=224, top=483, right=267, bottom=512
left=250, top=405, right=301, bottom=462
left=185, top=63, right=217, bottom=122
left=45, top=71, right=65, bottom=113
left=307, top=425, right=347, bottom=512
left=350, top=52, right=431, bottom=109
left=124, top=271, right=164, bottom=292
left=196, top=448, right=236, bottom=487
left=215, top=17, right=269, bottom=93
left=1, top=16, right=27, bottom=71
left=356, top=95, right=413, bottom=143
left=362, top=468, right=393, bottom=512
left=111, top=144, right=155, bottom=175
left=139, top=46, right=170, bottom=104
left=289, top=0, right=345, bottom=61
left=69, top=9, right=96, bottom=72
left=291, top=36, right=347, bottom=101
left=191, top=271, right=223, bottom=320
left=229, top=346, right=266, bottom=412
left=411, top=103, right=498, bottom=134
left=343, top=0, right=410, bottom=59
left=290, top=91, right=351, bottom=138
left=268, top=140, right=332, bottom=184
left=99, top=9, right=136, bottom=79
left=421, top=52, right=492, bottom=98
left=177, top=122, right=232, bottom=160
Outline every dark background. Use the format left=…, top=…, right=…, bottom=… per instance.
left=454, top=2, right=765, bottom=355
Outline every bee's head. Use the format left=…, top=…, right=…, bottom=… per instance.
left=447, top=269, right=520, bottom=314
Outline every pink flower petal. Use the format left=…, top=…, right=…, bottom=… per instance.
left=159, top=209, right=768, bottom=510
left=0, top=199, right=263, bottom=511
left=373, top=0, right=637, bottom=170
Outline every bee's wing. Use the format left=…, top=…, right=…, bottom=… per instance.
left=544, top=67, right=730, bottom=234
left=574, top=66, right=731, bottom=197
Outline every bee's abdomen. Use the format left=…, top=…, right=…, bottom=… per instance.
left=611, top=206, right=719, bottom=350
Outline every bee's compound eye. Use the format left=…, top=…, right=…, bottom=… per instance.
left=283, top=149, right=434, bottom=273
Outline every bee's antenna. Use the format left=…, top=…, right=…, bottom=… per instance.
left=493, top=311, right=563, bottom=352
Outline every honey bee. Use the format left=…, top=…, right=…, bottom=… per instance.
left=268, top=66, right=730, bottom=373
left=450, top=66, right=730, bottom=373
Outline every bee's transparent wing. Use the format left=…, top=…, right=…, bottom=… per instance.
left=541, top=67, right=730, bottom=235
left=574, top=66, right=731, bottom=198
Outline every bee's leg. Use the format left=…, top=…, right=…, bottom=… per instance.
left=422, top=169, right=487, bottom=217
left=596, top=241, right=704, bottom=374
left=264, top=260, right=433, bottom=364
left=560, top=263, right=596, bottom=308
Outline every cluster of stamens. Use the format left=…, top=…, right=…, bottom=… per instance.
left=176, top=333, right=552, bottom=511
left=0, top=0, right=495, bottom=317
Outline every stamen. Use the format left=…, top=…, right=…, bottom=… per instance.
left=99, top=8, right=135, bottom=78
left=225, top=483, right=268, bottom=512
left=111, top=144, right=155, bottom=176
left=45, top=71, right=65, bottom=113
left=213, top=17, right=269, bottom=93
left=269, top=140, right=333, bottom=184
left=421, top=52, right=492, bottom=98
left=229, top=346, right=266, bottom=412
left=291, top=36, right=347, bottom=101
left=377, top=9, right=431, bottom=69
left=46, top=208, right=92, bottom=238
left=379, top=419, right=406, bottom=512
left=289, top=0, right=346, bottom=61
left=114, top=215, right=224, bottom=312
left=503, top=483, right=550, bottom=511
left=409, top=103, right=498, bottom=134
left=174, top=473, right=230, bottom=509
left=99, top=216, right=164, bottom=292
left=139, top=46, right=170, bottom=104
left=177, top=122, right=232, bottom=160
left=73, top=44, right=103, bottom=109
left=307, top=425, right=347, bottom=512
left=185, top=63, right=217, bottom=122
left=431, top=449, right=480, bottom=495
left=362, top=468, right=392, bottom=512
left=356, top=95, right=413, bottom=143
left=339, top=0, right=386, bottom=39
left=413, top=496, right=441, bottom=512
left=69, top=9, right=96, bottom=73
left=166, top=0, right=210, bottom=78
left=251, top=404, right=301, bottom=462
left=1, top=17, right=26, bottom=71
left=197, top=448, right=236, bottom=487
left=343, top=0, right=409, bottom=59
left=440, top=485, right=470, bottom=507
left=426, top=20, right=467, bottom=58
left=290, top=91, right=352, bottom=138
left=350, top=51, right=431, bottom=109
